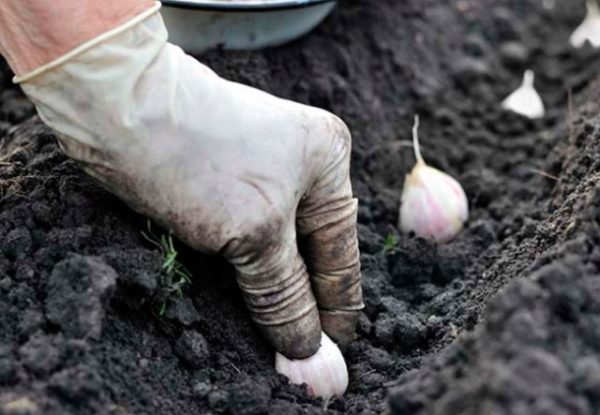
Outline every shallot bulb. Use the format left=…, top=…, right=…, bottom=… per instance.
left=570, top=0, right=600, bottom=48
left=398, top=116, right=469, bottom=243
left=501, top=70, right=545, bottom=119
left=275, top=332, right=348, bottom=399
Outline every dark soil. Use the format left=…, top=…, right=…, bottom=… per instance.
left=1, top=0, right=600, bottom=414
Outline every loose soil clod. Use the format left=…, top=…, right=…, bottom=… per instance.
left=1, top=1, right=600, bottom=414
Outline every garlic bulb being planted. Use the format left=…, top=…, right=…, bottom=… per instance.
left=275, top=332, right=348, bottom=399
left=398, top=116, right=469, bottom=243
left=501, top=70, right=545, bottom=119
left=570, top=0, right=600, bottom=48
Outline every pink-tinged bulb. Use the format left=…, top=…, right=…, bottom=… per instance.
left=275, top=332, right=348, bottom=399
left=398, top=115, right=469, bottom=243
left=399, top=163, right=469, bottom=243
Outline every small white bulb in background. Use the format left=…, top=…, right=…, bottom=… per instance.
left=501, top=70, right=545, bottom=119
left=275, top=332, right=348, bottom=400
left=398, top=116, right=469, bottom=243
left=570, top=0, right=600, bottom=48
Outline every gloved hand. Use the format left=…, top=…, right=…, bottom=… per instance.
left=8, top=2, right=363, bottom=359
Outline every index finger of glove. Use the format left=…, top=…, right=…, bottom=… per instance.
left=297, top=115, right=363, bottom=349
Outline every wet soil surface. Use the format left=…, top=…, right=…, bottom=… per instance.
left=1, top=0, right=600, bottom=414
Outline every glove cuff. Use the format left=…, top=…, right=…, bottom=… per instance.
left=14, top=1, right=162, bottom=84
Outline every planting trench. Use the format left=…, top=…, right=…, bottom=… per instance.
left=2, top=0, right=600, bottom=414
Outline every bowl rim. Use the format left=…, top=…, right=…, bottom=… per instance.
left=161, top=0, right=336, bottom=12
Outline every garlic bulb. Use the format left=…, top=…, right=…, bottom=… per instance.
left=275, top=332, right=348, bottom=399
left=570, top=0, right=600, bottom=48
left=398, top=116, right=469, bottom=243
left=501, top=70, right=545, bottom=119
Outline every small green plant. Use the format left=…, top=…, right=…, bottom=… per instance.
left=382, top=234, right=398, bottom=255
left=142, top=221, right=192, bottom=315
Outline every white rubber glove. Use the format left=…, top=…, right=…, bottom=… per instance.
left=15, top=4, right=363, bottom=359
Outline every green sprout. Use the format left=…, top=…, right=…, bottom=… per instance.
left=382, top=234, right=398, bottom=255
left=142, top=221, right=192, bottom=316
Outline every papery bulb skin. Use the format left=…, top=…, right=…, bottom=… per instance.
left=501, top=70, right=545, bottom=119
left=399, top=163, right=469, bottom=243
left=398, top=115, right=469, bottom=244
left=570, top=0, right=600, bottom=48
left=275, top=332, right=348, bottom=399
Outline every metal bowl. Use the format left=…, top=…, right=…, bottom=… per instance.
left=161, top=0, right=337, bottom=54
